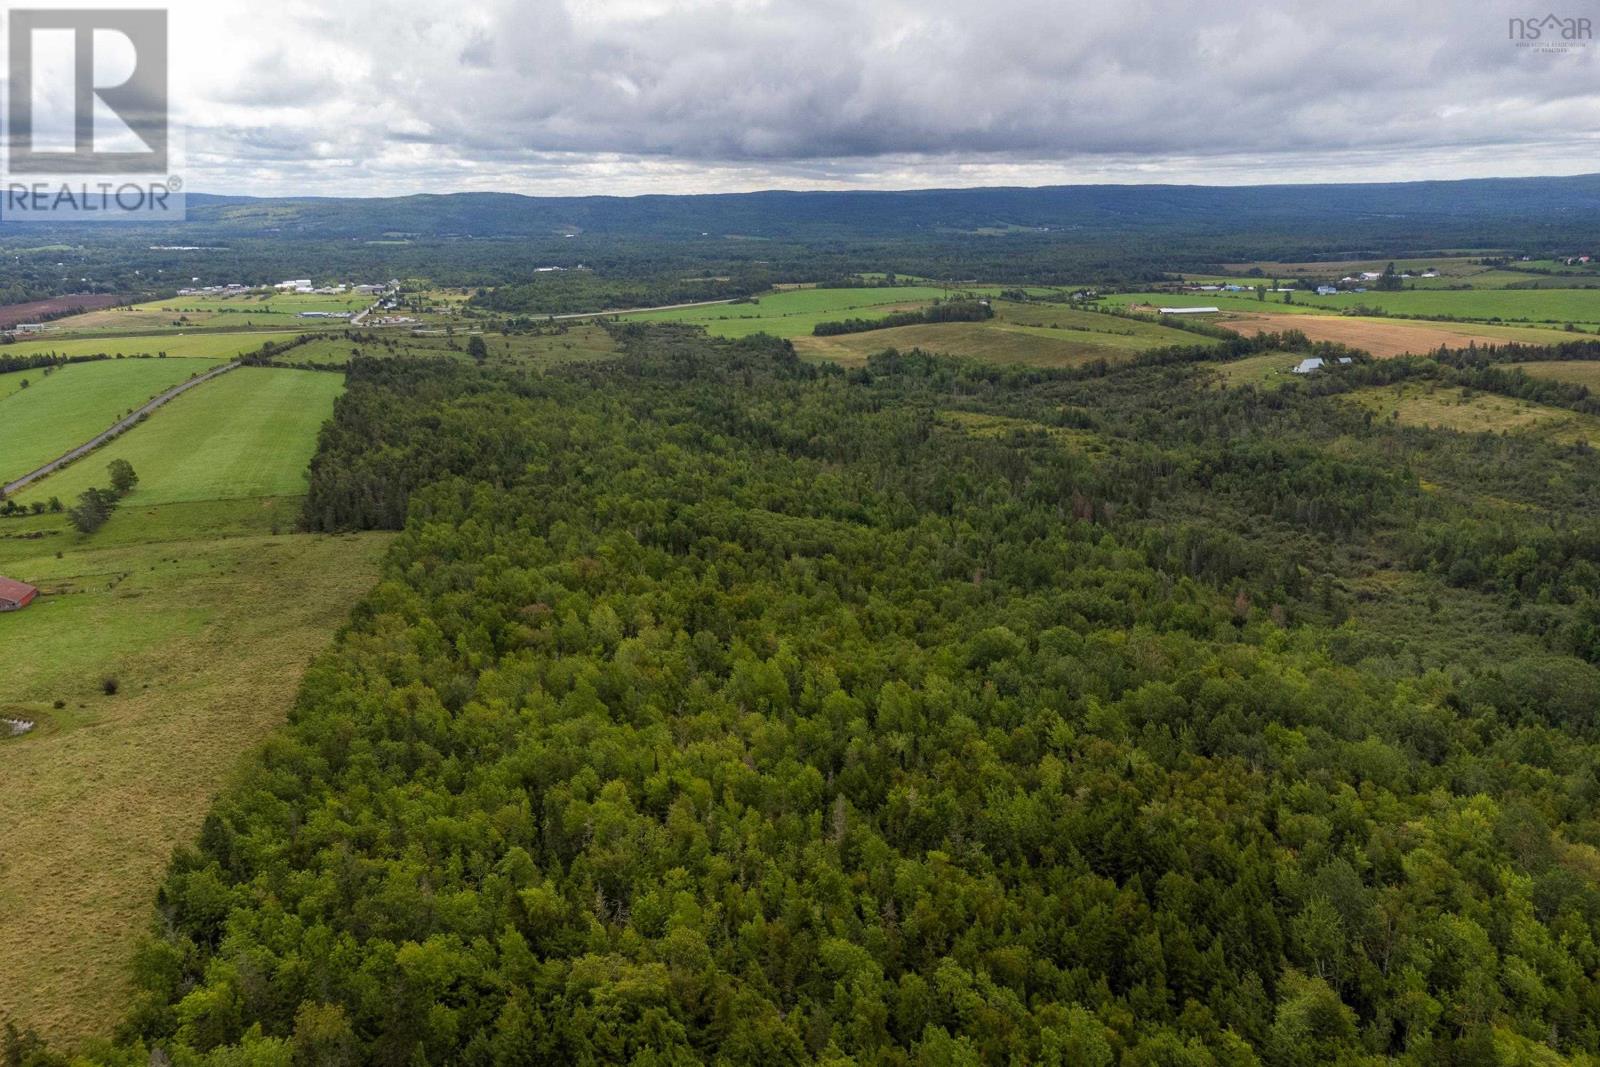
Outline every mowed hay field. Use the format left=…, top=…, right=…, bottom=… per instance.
left=0, top=329, right=300, bottom=361
left=0, top=359, right=224, bottom=484
left=0, top=357, right=382, bottom=1043
left=1511, top=361, right=1600, bottom=388
left=1215, top=312, right=1572, bottom=357
left=618, top=286, right=1036, bottom=339
left=793, top=301, right=1215, bottom=367
left=0, top=520, right=389, bottom=1043
left=1344, top=382, right=1600, bottom=443
left=49, top=291, right=369, bottom=333
left=15, top=367, right=343, bottom=506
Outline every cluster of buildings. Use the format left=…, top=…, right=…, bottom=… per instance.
left=174, top=279, right=397, bottom=298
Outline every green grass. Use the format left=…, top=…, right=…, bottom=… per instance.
left=0, top=357, right=376, bottom=1043
left=0, top=358, right=225, bottom=484
left=792, top=300, right=1215, bottom=367
left=1510, top=361, right=1600, bottom=388
left=1345, top=382, right=1600, bottom=443
left=618, top=286, right=1025, bottom=339
left=0, top=516, right=388, bottom=1043
left=1293, top=289, right=1600, bottom=324
left=273, top=325, right=619, bottom=367
left=1106, top=288, right=1600, bottom=326
left=1209, top=352, right=1308, bottom=388
left=0, top=330, right=300, bottom=360
left=1102, top=292, right=1329, bottom=315
left=49, top=291, right=370, bottom=333
left=15, top=367, right=343, bottom=506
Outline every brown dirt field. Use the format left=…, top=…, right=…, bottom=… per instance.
left=0, top=294, right=131, bottom=330
left=1216, top=312, right=1564, bottom=358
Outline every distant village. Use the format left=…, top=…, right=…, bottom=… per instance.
left=173, top=278, right=407, bottom=322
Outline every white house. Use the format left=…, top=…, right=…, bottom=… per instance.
left=1316, top=286, right=1339, bottom=296
left=1293, top=358, right=1325, bottom=374
left=1157, top=306, right=1219, bottom=315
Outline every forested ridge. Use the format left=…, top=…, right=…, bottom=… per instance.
left=30, top=328, right=1600, bottom=1066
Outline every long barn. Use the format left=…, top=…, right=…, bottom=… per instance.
left=0, top=577, right=38, bottom=612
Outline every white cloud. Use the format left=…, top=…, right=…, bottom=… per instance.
left=142, top=0, right=1600, bottom=194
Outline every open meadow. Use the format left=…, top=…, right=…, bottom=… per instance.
left=792, top=299, right=1215, bottom=366
left=0, top=329, right=300, bottom=360
left=0, top=359, right=225, bottom=485
left=47, top=291, right=371, bottom=334
left=0, top=514, right=387, bottom=1042
left=1343, top=381, right=1600, bottom=444
left=615, top=285, right=1053, bottom=338
left=1510, top=360, right=1600, bottom=388
left=13, top=367, right=344, bottom=506
left=0, top=358, right=384, bottom=1043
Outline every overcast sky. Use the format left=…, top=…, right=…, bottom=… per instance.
left=105, top=0, right=1600, bottom=194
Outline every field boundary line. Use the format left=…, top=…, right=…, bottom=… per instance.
left=1, top=361, right=242, bottom=498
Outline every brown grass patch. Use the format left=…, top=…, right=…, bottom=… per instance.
left=1218, top=312, right=1568, bottom=358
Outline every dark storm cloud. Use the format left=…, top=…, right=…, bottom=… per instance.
left=170, top=0, right=1600, bottom=193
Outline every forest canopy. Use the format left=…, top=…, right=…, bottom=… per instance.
left=33, top=326, right=1600, bottom=1067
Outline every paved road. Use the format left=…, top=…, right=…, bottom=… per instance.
left=1, top=361, right=241, bottom=498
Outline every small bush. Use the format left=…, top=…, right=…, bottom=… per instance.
left=101, top=677, right=120, bottom=696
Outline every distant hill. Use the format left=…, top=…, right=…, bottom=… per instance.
left=168, top=174, right=1600, bottom=244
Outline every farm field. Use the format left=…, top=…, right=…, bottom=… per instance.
left=0, top=352, right=378, bottom=1042
left=1219, top=256, right=1499, bottom=277
left=1136, top=281, right=1600, bottom=320
left=1509, top=360, right=1600, bottom=388
left=0, top=329, right=299, bottom=361
left=0, top=292, right=130, bottom=328
left=1215, top=311, right=1572, bottom=357
left=48, top=291, right=370, bottom=333
left=792, top=300, right=1215, bottom=366
left=276, top=324, right=620, bottom=366
left=617, top=285, right=1033, bottom=338
left=0, top=358, right=224, bottom=484
left=1344, top=382, right=1600, bottom=443
left=1288, top=288, right=1600, bottom=324
left=0, top=519, right=388, bottom=1042
left=14, top=367, right=344, bottom=507
left=1103, top=292, right=1328, bottom=315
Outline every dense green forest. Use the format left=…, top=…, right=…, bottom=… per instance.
left=21, top=323, right=1600, bottom=1065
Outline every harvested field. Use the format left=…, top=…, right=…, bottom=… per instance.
left=0, top=293, right=130, bottom=330
left=1216, top=312, right=1568, bottom=357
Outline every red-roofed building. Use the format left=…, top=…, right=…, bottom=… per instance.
left=0, top=577, right=38, bottom=612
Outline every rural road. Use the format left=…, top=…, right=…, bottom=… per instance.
left=550, top=297, right=738, bottom=321
left=1, top=361, right=241, bottom=498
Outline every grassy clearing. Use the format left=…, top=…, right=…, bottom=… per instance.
left=792, top=301, right=1213, bottom=367
left=1344, top=382, right=1600, bottom=443
left=1510, top=361, right=1600, bottom=389
left=1106, top=288, right=1600, bottom=327
left=0, top=516, right=389, bottom=1043
left=16, top=367, right=343, bottom=507
left=617, top=286, right=1017, bottom=338
left=275, top=325, right=619, bottom=367
left=1209, top=352, right=1307, bottom=388
left=1103, top=292, right=1329, bottom=316
left=1293, top=289, right=1600, bottom=325
left=940, top=410, right=1107, bottom=454
left=0, top=358, right=224, bottom=484
left=0, top=330, right=299, bottom=360
left=50, top=291, right=369, bottom=333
